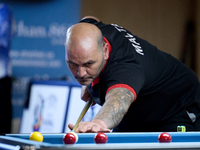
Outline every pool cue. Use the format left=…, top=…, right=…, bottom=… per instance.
left=72, top=97, right=93, bottom=132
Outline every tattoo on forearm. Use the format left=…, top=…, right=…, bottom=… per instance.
left=94, top=88, right=134, bottom=129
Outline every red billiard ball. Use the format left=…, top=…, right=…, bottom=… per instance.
left=63, top=132, right=78, bottom=144
left=94, top=132, right=108, bottom=144
left=158, top=132, right=172, bottom=143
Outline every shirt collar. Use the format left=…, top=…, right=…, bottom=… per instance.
left=91, top=37, right=112, bottom=88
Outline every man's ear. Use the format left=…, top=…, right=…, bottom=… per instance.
left=103, top=43, right=109, bottom=60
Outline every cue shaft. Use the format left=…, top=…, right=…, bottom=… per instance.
left=72, top=97, right=93, bottom=132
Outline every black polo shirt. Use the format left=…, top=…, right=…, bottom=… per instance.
left=80, top=18, right=200, bottom=131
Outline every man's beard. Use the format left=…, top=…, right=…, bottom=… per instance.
left=75, top=57, right=107, bottom=85
left=94, top=56, right=107, bottom=79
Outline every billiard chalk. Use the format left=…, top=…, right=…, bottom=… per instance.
left=177, top=126, right=186, bottom=132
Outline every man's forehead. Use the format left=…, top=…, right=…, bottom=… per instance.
left=66, top=36, right=100, bottom=57
left=66, top=55, right=96, bottom=66
left=65, top=47, right=99, bottom=63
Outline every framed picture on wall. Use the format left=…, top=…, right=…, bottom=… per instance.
left=20, top=80, right=70, bottom=133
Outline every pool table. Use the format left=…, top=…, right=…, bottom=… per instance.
left=1, top=132, right=200, bottom=149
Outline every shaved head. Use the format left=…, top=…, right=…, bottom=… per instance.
left=65, top=23, right=104, bottom=53
left=64, top=23, right=109, bottom=85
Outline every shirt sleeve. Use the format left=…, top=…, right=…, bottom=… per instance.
left=106, top=83, right=137, bottom=101
left=101, top=62, right=145, bottom=102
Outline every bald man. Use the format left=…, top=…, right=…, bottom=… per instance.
left=65, top=16, right=200, bottom=133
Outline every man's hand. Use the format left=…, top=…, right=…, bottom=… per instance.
left=69, top=87, right=134, bottom=133
left=68, top=119, right=111, bottom=133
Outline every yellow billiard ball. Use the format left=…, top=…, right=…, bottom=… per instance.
left=29, top=131, right=43, bottom=142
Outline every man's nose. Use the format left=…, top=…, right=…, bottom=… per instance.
left=77, top=66, right=87, bottom=77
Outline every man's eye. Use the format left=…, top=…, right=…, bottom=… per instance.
left=87, top=63, right=92, bottom=66
left=69, top=62, right=76, bottom=67
left=85, top=62, right=93, bottom=67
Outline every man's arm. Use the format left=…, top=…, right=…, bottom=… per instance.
left=71, top=87, right=134, bottom=133
left=93, top=87, right=134, bottom=129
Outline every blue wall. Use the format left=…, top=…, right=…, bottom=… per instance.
left=0, top=0, right=81, bottom=118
